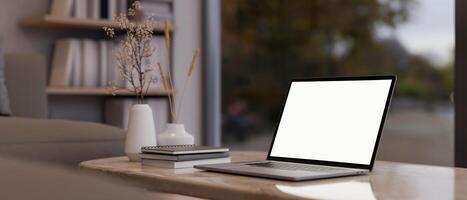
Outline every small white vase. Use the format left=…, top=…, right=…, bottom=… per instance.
left=125, top=104, right=157, bottom=161
left=157, top=123, right=194, bottom=145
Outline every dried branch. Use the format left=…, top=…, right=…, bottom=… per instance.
left=104, top=1, right=201, bottom=123
left=104, top=1, right=157, bottom=104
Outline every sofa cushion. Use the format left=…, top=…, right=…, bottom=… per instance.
left=0, top=117, right=126, bottom=165
left=0, top=41, right=11, bottom=116
left=0, top=117, right=125, bottom=144
left=0, top=140, right=125, bottom=165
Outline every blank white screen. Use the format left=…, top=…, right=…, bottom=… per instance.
left=270, top=80, right=392, bottom=165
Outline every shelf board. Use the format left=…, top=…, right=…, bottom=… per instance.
left=46, top=87, right=171, bottom=97
left=19, top=15, right=168, bottom=33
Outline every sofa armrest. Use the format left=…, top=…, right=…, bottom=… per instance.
left=0, top=117, right=125, bottom=165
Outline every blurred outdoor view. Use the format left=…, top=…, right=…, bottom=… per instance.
left=221, top=0, right=454, bottom=166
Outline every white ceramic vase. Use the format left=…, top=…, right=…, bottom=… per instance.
left=125, top=104, right=157, bottom=161
left=157, top=123, right=194, bottom=146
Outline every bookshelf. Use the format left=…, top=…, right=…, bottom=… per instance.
left=19, top=15, right=169, bottom=34
left=46, top=87, right=172, bottom=96
left=20, top=15, right=173, bottom=96
left=17, top=0, right=175, bottom=127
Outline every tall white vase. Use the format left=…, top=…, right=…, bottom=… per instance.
left=125, top=104, right=157, bottom=161
left=157, top=123, right=194, bottom=146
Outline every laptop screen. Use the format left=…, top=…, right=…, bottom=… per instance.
left=269, top=78, right=393, bottom=166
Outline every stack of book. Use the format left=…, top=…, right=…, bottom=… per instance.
left=140, top=145, right=230, bottom=169
left=139, top=0, right=173, bottom=22
left=49, top=0, right=129, bottom=20
left=49, top=0, right=174, bottom=21
left=49, top=37, right=168, bottom=88
left=49, top=38, right=116, bottom=88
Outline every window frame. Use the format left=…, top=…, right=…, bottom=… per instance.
left=455, top=0, right=466, bottom=167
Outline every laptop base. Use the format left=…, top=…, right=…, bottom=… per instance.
left=195, top=161, right=368, bottom=181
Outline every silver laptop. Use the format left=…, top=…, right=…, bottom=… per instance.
left=195, top=76, right=396, bottom=181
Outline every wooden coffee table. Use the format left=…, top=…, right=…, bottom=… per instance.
left=80, top=151, right=467, bottom=200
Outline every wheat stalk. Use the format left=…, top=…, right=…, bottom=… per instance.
left=164, top=19, right=171, bottom=49
left=162, top=18, right=180, bottom=122
left=158, top=62, right=176, bottom=120
left=176, top=48, right=200, bottom=119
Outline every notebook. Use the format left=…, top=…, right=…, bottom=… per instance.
left=141, top=145, right=229, bottom=155
left=142, top=157, right=231, bottom=169
left=139, top=151, right=229, bottom=161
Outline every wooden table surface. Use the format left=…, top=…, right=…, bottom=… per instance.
left=80, top=151, right=467, bottom=200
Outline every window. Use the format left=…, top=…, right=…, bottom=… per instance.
left=221, top=0, right=454, bottom=166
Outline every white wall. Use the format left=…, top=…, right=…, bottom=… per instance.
left=0, top=0, right=52, bottom=54
left=173, top=0, right=203, bottom=144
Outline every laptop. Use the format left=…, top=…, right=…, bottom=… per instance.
left=195, top=76, right=396, bottom=181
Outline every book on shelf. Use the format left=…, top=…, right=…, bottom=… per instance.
left=141, top=157, right=231, bottom=169
left=118, top=0, right=128, bottom=18
left=71, top=39, right=82, bottom=87
left=82, top=39, right=99, bottom=87
left=140, top=0, right=173, bottom=21
left=139, top=151, right=230, bottom=161
left=100, top=0, right=109, bottom=19
left=51, top=38, right=170, bottom=88
left=50, top=0, right=73, bottom=17
left=73, top=0, right=87, bottom=18
left=50, top=39, right=74, bottom=86
left=88, top=0, right=101, bottom=19
left=108, top=0, right=118, bottom=20
left=49, top=0, right=173, bottom=21
left=99, top=40, right=108, bottom=87
left=49, top=36, right=169, bottom=88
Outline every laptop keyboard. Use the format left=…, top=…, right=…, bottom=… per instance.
left=247, top=162, right=346, bottom=172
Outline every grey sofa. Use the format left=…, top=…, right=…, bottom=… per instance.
left=0, top=53, right=125, bottom=165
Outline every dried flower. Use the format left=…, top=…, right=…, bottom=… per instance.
left=127, top=1, right=140, bottom=16
left=104, top=1, right=157, bottom=104
left=103, top=26, right=115, bottom=38
left=104, top=1, right=200, bottom=123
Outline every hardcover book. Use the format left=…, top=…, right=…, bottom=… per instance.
left=142, top=157, right=231, bottom=169
left=139, top=152, right=229, bottom=161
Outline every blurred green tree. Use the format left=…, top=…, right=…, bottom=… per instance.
left=222, top=0, right=452, bottom=130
